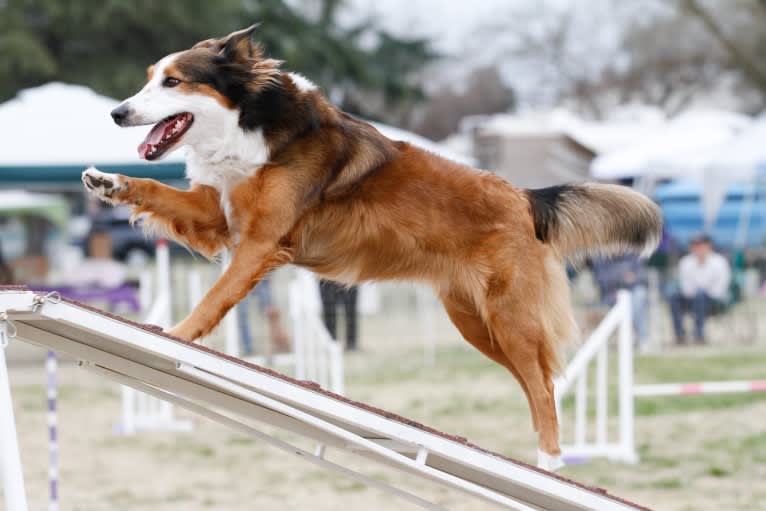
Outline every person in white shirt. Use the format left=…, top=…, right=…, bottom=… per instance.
left=669, top=234, right=731, bottom=344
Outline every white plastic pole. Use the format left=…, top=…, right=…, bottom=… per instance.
left=416, top=285, right=436, bottom=367
left=616, top=290, right=637, bottom=463
left=574, top=370, right=587, bottom=447
left=0, top=322, right=29, bottom=511
left=289, top=278, right=306, bottom=379
left=220, top=250, right=240, bottom=357
left=187, top=269, right=202, bottom=314
left=331, top=340, right=344, bottom=395
left=155, top=240, right=171, bottom=329
left=138, top=270, right=153, bottom=312
left=596, top=341, right=608, bottom=447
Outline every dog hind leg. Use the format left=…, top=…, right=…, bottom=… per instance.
left=485, top=288, right=564, bottom=472
left=441, top=291, right=540, bottom=433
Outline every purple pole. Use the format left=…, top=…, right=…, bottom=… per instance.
left=46, top=351, right=58, bottom=511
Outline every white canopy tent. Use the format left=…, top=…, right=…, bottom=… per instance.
left=369, top=122, right=475, bottom=166
left=0, top=82, right=186, bottom=188
left=0, top=83, right=472, bottom=186
left=0, top=82, right=185, bottom=167
left=701, top=114, right=766, bottom=228
left=590, top=109, right=751, bottom=181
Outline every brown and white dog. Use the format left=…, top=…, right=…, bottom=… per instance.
left=82, top=26, right=662, bottom=470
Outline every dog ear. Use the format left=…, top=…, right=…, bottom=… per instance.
left=220, top=24, right=261, bottom=63
left=193, top=38, right=220, bottom=50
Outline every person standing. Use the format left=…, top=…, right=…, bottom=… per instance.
left=0, top=240, right=14, bottom=284
left=319, top=280, right=359, bottom=351
left=236, top=275, right=290, bottom=356
left=591, top=254, right=650, bottom=348
left=668, top=235, right=731, bottom=345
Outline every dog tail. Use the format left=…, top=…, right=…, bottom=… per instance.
left=525, top=183, right=663, bottom=261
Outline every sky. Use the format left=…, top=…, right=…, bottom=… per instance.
left=345, top=0, right=522, bottom=55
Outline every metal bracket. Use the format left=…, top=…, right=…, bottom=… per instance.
left=0, top=312, right=17, bottom=346
left=32, top=292, right=61, bottom=313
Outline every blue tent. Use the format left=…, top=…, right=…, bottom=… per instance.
left=654, top=178, right=766, bottom=249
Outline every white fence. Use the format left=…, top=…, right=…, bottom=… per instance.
left=289, top=269, right=344, bottom=394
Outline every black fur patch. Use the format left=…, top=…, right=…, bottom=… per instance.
left=174, top=50, right=320, bottom=142
left=525, top=185, right=581, bottom=242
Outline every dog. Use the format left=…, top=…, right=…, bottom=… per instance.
left=82, top=25, right=662, bottom=471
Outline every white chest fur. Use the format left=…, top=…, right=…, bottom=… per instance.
left=185, top=128, right=269, bottom=237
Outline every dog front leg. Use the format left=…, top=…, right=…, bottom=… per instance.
left=82, top=167, right=230, bottom=257
left=167, top=240, right=293, bottom=341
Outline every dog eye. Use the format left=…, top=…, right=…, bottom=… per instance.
left=163, top=77, right=181, bottom=88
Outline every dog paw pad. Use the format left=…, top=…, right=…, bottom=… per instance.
left=82, top=167, right=124, bottom=200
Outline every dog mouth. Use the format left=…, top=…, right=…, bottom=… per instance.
left=138, top=113, right=194, bottom=160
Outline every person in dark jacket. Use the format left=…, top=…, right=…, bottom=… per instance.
left=592, top=254, right=649, bottom=347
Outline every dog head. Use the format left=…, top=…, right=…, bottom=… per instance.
left=111, top=25, right=288, bottom=161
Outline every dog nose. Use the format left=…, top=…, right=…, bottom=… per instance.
left=110, top=103, right=131, bottom=126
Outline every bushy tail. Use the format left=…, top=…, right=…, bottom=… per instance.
left=525, top=183, right=663, bottom=261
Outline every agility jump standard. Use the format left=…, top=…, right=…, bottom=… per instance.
left=555, top=290, right=766, bottom=465
left=0, top=287, right=650, bottom=511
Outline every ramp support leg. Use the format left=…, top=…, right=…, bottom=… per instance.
left=0, top=319, right=29, bottom=511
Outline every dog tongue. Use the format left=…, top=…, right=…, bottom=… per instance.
left=138, top=117, right=176, bottom=159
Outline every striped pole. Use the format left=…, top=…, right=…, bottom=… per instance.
left=634, top=380, right=766, bottom=397
left=46, top=350, right=58, bottom=511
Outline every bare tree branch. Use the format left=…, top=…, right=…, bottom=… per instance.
left=681, top=0, right=766, bottom=91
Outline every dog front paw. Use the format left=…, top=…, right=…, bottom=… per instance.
left=166, top=323, right=200, bottom=343
left=82, top=167, right=126, bottom=203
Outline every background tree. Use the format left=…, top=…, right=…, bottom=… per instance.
left=414, top=66, right=516, bottom=140
left=0, top=0, right=437, bottom=124
left=480, top=0, right=766, bottom=117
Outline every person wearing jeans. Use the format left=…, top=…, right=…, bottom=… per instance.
left=668, top=234, right=730, bottom=344
left=236, top=275, right=290, bottom=356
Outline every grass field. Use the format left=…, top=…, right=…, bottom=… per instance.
left=7, top=335, right=766, bottom=510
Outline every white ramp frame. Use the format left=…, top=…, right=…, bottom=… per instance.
left=555, top=290, right=638, bottom=464
left=0, top=316, right=29, bottom=511
left=0, top=289, right=645, bottom=511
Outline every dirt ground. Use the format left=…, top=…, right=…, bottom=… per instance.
left=6, top=334, right=766, bottom=511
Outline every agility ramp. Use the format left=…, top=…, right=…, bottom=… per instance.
left=0, top=288, right=650, bottom=511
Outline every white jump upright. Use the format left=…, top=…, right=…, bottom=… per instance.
left=120, top=240, right=191, bottom=435
left=0, top=315, right=29, bottom=511
left=289, top=270, right=344, bottom=394
left=556, top=289, right=766, bottom=465
left=554, top=290, right=638, bottom=464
